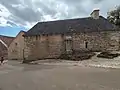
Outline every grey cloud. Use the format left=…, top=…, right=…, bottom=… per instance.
left=0, top=0, right=88, bottom=28
left=57, top=0, right=89, bottom=17
left=34, top=1, right=57, bottom=16
left=10, top=7, right=43, bottom=22
left=0, top=0, right=119, bottom=29
left=92, top=0, right=104, bottom=4
left=8, top=15, right=29, bottom=26
left=23, top=0, right=33, bottom=6
left=60, top=0, right=84, bottom=5
left=0, top=0, right=44, bottom=27
left=0, top=0, right=20, bottom=5
left=0, top=0, right=61, bottom=27
left=7, top=21, right=17, bottom=26
left=60, top=0, right=104, bottom=16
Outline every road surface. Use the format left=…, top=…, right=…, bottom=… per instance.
left=0, top=61, right=120, bottom=90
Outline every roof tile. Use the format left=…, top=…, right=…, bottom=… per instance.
left=25, top=16, right=118, bottom=36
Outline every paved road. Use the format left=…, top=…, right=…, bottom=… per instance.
left=0, top=61, right=120, bottom=90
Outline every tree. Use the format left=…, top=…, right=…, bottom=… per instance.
left=107, top=6, right=120, bottom=27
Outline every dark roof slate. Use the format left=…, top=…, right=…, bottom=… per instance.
left=25, top=16, right=118, bottom=36
left=0, top=35, right=14, bottom=46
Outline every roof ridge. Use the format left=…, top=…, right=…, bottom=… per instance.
left=25, top=15, right=117, bottom=36
left=0, top=35, right=15, bottom=38
left=38, top=16, right=92, bottom=24
left=37, top=16, right=107, bottom=25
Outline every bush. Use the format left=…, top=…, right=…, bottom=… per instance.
left=74, top=52, right=95, bottom=61
left=59, top=53, right=72, bottom=60
left=59, top=51, right=95, bottom=61
left=22, top=59, right=36, bottom=64
left=97, top=52, right=120, bottom=59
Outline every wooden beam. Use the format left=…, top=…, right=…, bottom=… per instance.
left=0, top=39, right=8, bottom=49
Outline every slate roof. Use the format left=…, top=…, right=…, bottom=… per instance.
left=0, top=35, right=14, bottom=47
left=16, top=30, right=26, bottom=37
left=0, top=42, right=7, bottom=51
left=0, top=35, right=14, bottom=57
left=24, top=16, right=118, bottom=36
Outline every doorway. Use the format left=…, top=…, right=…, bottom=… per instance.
left=65, top=40, right=73, bottom=53
left=85, top=41, right=88, bottom=49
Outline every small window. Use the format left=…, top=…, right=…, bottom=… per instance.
left=85, top=42, right=88, bottom=48
left=36, top=36, right=38, bottom=40
left=46, top=34, right=48, bottom=37
left=15, top=43, right=17, bottom=46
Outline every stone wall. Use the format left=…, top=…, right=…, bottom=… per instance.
left=73, top=31, right=120, bottom=52
left=0, top=42, right=8, bottom=59
left=47, top=35, right=64, bottom=58
left=24, top=30, right=120, bottom=61
left=8, top=32, right=25, bottom=60
left=24, top=35, right=64, bottom=60
left=0, top=35, right=14, bottom=59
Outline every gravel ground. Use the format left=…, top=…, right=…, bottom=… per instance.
left=30, top=52, right=120, bottom=69
left=0, top=61, right=120, bottom=90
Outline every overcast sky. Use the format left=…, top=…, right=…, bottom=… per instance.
left=0, top=0, right=120, bottom=36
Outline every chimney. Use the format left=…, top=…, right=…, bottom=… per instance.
left=90, top=9, right=100, bottom=19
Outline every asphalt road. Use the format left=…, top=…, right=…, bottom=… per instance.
left=0, top=61, right=120, bottom=90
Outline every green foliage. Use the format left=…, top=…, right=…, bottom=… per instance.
left=97, top=52, right=120, bottom=59
left=107, top=6, right=120, bottom=27
left=59, top=51, right=95, bottom=61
